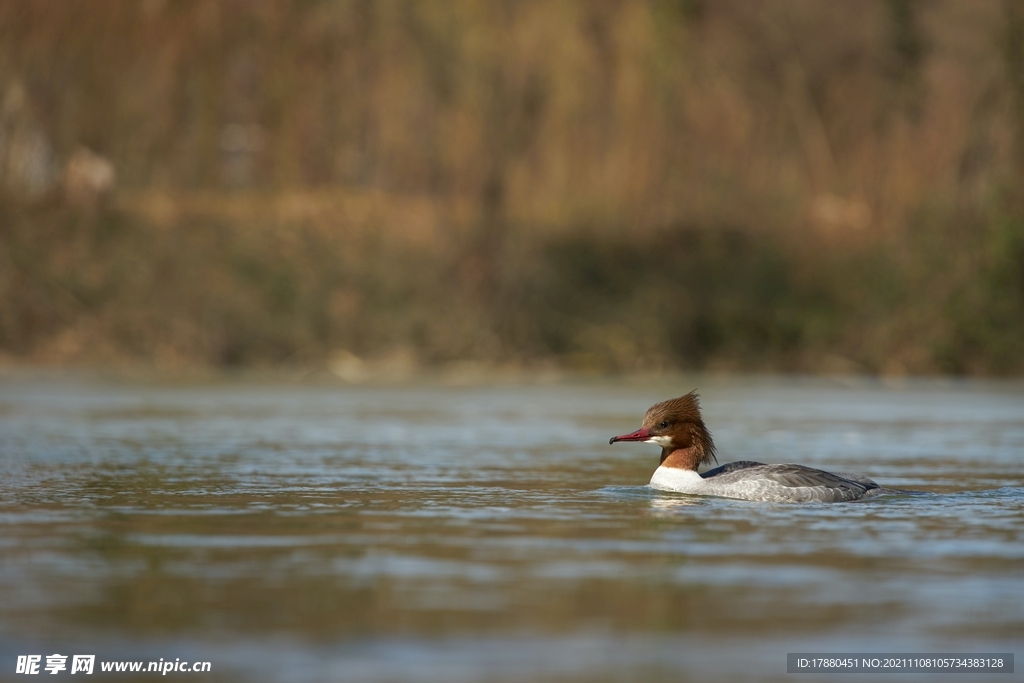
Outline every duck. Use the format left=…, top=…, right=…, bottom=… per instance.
left=609, top=391, right=911, bottom=502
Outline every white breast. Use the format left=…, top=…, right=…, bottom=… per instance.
left=648, top=467, right=706, bottom=493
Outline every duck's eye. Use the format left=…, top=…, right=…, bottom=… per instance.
left=658, top=420, right=669, bottom=429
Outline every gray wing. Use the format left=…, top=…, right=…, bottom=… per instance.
left=704, top=463, right=879, bottom=502
left=833, top=471, right=880, bottom=487
left=821, top=470, right=920, bottom=498
left=760, top=464, right=879, bottom=491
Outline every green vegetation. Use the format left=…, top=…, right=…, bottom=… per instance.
left=1, top=1, right=1022, bottom=374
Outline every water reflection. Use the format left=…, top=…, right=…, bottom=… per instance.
left=0, top=376, right=1022, bottom=681
left=645, top=494, right=702, bottom=515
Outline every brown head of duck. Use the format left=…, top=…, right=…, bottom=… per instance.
left=609, top=391, right=717, bottom=471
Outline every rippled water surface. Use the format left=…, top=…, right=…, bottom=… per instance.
left=1, top=375, right=1022, bottom=681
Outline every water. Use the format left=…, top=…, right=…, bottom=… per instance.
left=1, top=375, right=1021, bottom=682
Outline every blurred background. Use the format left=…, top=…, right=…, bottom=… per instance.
left=2, top=0, right=1023, bottom=376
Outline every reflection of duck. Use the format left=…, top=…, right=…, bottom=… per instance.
left=645, top=496, right=701, bottom=515
left=610, top=392, right=913, bottom=503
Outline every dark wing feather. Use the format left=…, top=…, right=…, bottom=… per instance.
left=758, top=464, right=879, bottom=491
left=700, top=461, right=766, bottom=478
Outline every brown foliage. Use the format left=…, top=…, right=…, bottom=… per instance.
left=0, top=0, right=1022, bottom=373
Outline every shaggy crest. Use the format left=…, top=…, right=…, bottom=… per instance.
left=643, top=391, right=718, bottom=467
